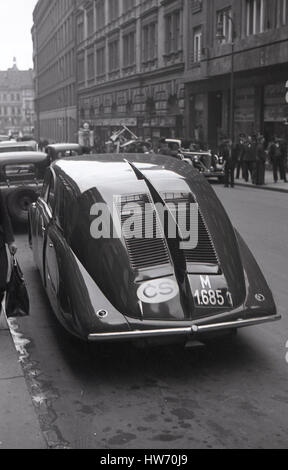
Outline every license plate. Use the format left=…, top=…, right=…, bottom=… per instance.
left=193, top=288, right=233, bottom=308
left=189, top=275, right=233, bottom=309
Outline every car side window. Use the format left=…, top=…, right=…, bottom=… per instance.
left=47, top=175, right=56, bottom=213
left=41, top=171, right=51, bottom=200
left=41, top=170, right=56, bottom=213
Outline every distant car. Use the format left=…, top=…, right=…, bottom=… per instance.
left=0, top=151, right=49, bottom=223
left=28, top=153, right=280, bottom=343
left=164, top=139, right=225, bottom=182
left=46, top=144, right=83, bottom=163
left=0, top=140, right=38, bottom=153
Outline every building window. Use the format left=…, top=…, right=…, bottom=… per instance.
left=96, top=46, right=105, bottom=77
left=277, top=0, right=288, bottom=25
left=108, top=40, right=119, bottom=72
left=77, top=13, right=84, bottom=44
left=245, top=0, right=264, bottom=36
left=96, top=0, right=105, bottom=29
left=123, top=31, right=136, bottom=67
left=77, top=53, right=85, bottom=83
left=193, top=26, right=202, bottom=63
left=165, top=10, right=181, bottom=54
left=87, top=7, right=94, bottom=37
left=216, top=7, right=233, bottom=43
left=87, top=50, right=95, bottom=80
left=109, top=0, right=119, bottom=22
left=142, top=22, right=157, bottom=62
left=123, top=0, right=135, bottom=12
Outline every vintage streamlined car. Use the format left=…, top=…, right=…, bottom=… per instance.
left=28, top=154, right=280, bottom=343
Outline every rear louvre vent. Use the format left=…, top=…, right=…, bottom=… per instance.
left=119, top=194, right=171, bottom=271
left=162, top=193, right=219, bottom=267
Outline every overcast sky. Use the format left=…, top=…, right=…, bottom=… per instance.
left=0, top=0, right=38, bottom=71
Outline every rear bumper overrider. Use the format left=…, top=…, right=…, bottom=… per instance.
left=88, top=314, right=281, bottom=342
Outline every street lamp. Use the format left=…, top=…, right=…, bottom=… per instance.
left=216, top=12, right=236, bottom=144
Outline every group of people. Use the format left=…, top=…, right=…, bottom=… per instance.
left=219, top=134, right=288, bottom=188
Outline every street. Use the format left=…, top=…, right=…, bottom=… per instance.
left=10, top=184, right=288, bottom=450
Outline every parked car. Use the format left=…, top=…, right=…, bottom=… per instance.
left=28, top=154, right=280, bottom=343
left=164, top=139, right=225, bottom=182
left=0, top=151, right=49, bottom=224
left=0, top=135, right=9, bottom=142
left=0, top=140, right=38, bottom=153
left=45, top=144, right=83, bottom=163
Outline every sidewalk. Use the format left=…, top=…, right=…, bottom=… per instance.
left=0, top=312, right=46, bottom=449
left=235, top=170, right=288, bottom=193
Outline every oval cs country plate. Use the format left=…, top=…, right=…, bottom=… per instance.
left=137, top=279, right=179, bottom=304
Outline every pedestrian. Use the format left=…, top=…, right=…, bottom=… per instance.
left=242, top=135, right=257, bottom=184
left=255, top=135, right=267, bottom=186
left=235, top=134, right=246, bottom=179
left=279, top=138, right=288, bottom=183
left=219, top=138, right=237, bottom=188
left=0, top=190, right=17, bottom=307
left=268, top=137, right=288, bottom=183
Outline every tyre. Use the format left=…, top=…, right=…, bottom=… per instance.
left=7, top=188, right=38, bottom=225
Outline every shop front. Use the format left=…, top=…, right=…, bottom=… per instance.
left=263, top=82, right=288, bottom=142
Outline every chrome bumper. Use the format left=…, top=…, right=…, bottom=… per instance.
left=88, top=314, right=281, bottom=342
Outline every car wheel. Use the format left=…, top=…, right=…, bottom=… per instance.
left=7, top=188, right=38, bottom=225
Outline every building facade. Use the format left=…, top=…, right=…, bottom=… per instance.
left=75, top=0, right=186, bottom=144
left=32, top=0, right=77, bottom=142
left=33, top=0, right=288, bottom=146
left=185, top=0, right=288, bottom=147
left=0, top=59, right=35, bottom=137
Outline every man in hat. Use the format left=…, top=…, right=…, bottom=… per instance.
left=268, top=137, right=287, bottom=183
left=219, top=138, right=237, bottom=188
left=255, top=134, right=267, bottom=185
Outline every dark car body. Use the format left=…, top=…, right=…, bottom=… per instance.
left=46, top=144, right=83, bottom=163
left=28, top=154, right=280, bottom=343
left=0, top=151, right=49, bottom=223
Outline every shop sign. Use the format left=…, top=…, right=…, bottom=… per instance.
left=234, top=88, right=255, bottom=122
left=264, top=83, right=288, bottom=122
left=92, top=118, right=137, bottom=127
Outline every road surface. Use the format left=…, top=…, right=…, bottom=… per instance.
left=10, top=184, right=288, bottom=449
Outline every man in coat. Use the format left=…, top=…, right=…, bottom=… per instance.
left=255, top=135, right=267, bottom=186
left=219, top=138, right=237, bottom=188
left=243, top=135, right=257, bottom=184
left=0, top=190, right=17, bottom=305
left=268, top=137, right=288, bottom=183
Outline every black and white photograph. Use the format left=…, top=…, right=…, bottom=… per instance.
left=0, top=0, right=287, bottom=452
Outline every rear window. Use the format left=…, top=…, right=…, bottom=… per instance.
left=4, top=163, right=36, bottom=179
left=0, top=146, right=35, bottom=153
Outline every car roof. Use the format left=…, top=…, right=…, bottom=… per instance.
left=52, top=153, right=199, bottom=195
left=0, top=140, right=37, bottom=146
left=47, top=143, right=82, bottom=151
left=0, top=151, right=48, bottom=164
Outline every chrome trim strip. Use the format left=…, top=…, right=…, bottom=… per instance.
left=88, top=315, right=281, bottom=342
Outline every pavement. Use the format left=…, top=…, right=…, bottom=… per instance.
left=235, top=170, right=288, bottom=193
left=0, top=306, right=46, bottom=449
